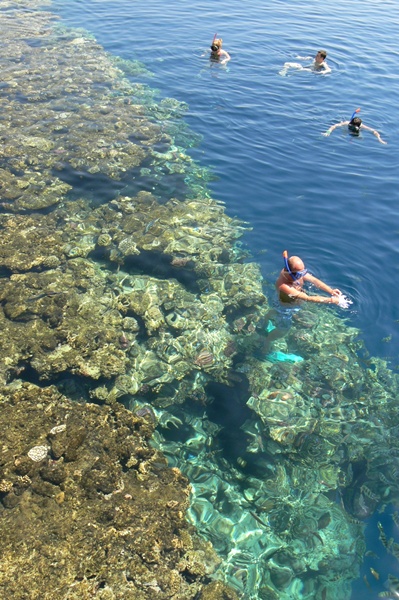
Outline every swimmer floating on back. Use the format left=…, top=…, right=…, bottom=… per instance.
left=209, top=34, right=231, bottom=65
left=276, top=251, right=351, bottom=308
left=323, top=108, right=387, bottom=144
left=280, top=49, right=331, bottom=76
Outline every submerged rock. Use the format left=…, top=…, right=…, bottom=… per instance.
left=0, top=382, right=227, bottom=599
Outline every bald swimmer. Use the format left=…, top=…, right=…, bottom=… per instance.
left=276, top=251, right=342, bottom=305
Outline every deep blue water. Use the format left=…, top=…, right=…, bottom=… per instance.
left=51, top=1, right=399, bottom=597
left=53, top=0, right=399, bottom=370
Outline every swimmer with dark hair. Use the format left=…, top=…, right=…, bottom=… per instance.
left=280, top=49, right=331, bottom=76
left=304, top=49, right=331, bottom=73
left=323, top=108, right=387, bottom=144
left=209, top=35, right=230, bottom=64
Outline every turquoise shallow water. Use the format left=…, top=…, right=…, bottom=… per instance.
left=35, top=0, right=399, bottom=597
left=53, top=0, right=399, bottom=369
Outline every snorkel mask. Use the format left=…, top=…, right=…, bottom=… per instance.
left=210, top=32, right=219, bottom=52
left=283, top=250, right=308, bottom=280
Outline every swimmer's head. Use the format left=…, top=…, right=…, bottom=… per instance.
left=348, top=116, right=362, bottom=134
left=283, top=251, right=308, bottom=280
left=211, top=38, right=222, bottom=52
left=315, top=49, right=327, bottom=62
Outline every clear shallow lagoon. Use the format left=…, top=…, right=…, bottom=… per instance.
left=7, top=0, right=399, bottom=597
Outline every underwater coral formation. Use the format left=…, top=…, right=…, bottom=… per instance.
left=0, top=382, right=239, bottom=599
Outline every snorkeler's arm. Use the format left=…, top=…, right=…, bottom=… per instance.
left=322, top=121, right=349, bottom=136
left=321, top=63, right=331, bottom=74
left=360, top=125, right=387, bottom=144
left=304, top=274, right=342, bottom=296
left=279, top=283, right=339, bottom=304
left=220, top=50, right=231, bottom=64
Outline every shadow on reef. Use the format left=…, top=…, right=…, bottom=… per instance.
left=54, top=164, right=128, bottom=205
left=89, top=246, right=200, bottom=293
left=125, top=250, right=200, bottom=294
left=206, top=379, right=254, bottom=465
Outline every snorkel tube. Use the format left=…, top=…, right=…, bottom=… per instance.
left=283, top=250, right=290, bottom=273
left=283, top=250, right=298, bottom=279
left=210, top=33, right=218, bottom=52
left=348, top=107, right=361, bottom=133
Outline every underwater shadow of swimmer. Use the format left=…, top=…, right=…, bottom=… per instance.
left=124, top=251, right=199, bottom=292
left=206, top=378, right=253, bottom=464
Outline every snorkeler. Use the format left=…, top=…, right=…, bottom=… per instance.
left=209, top=35, right=231, bottom=65
left=323, top=108, right=387, bottom=144
left=280, top=49, right=331, bottom=76
left=276, top=251, right=349, bottom=306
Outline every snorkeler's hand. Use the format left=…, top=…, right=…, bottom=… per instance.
left=372, top=131, right=387, bottom=144
left=336, top=294, right=352, bottom=309
left=322, top=129, right=332, bottom=137
left=331, top=289, right=342, bottom=296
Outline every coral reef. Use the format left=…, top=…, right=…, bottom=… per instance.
left=0, top=382, right=236, bottom=599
